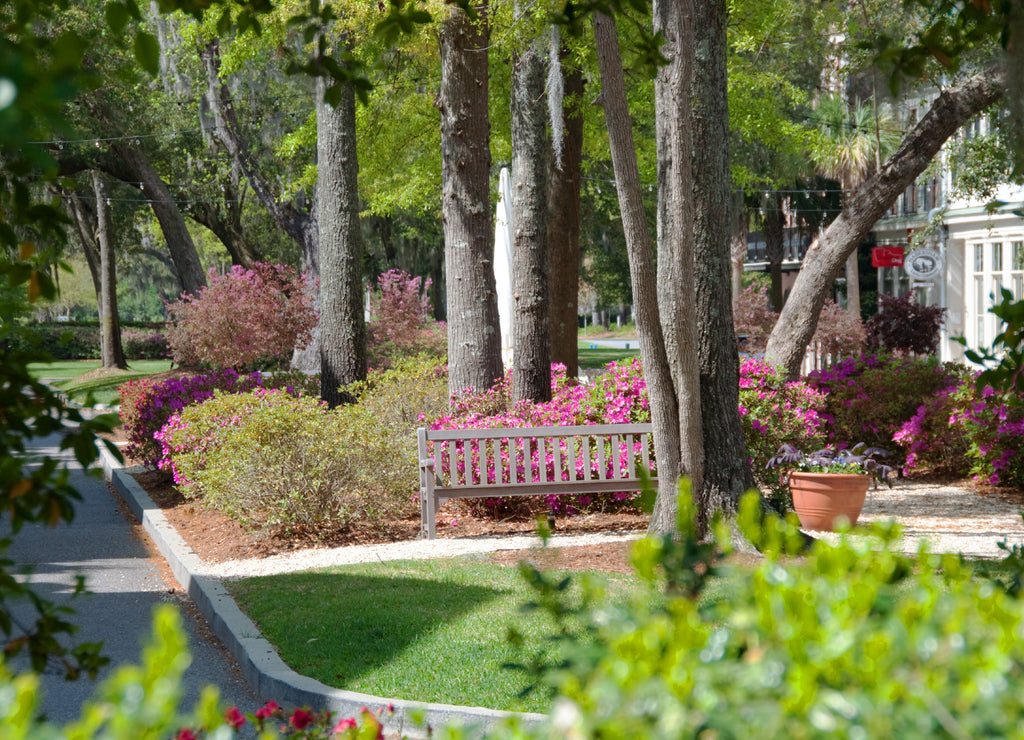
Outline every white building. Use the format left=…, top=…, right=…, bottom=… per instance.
left=871, top=110, right=1024, bottom=363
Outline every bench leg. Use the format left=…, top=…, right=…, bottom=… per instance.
left=420, top=483, right=438, bottom=540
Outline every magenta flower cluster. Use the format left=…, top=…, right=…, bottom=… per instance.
left=895, top=377, right=1024, bottom=487
left=120, top=369, right=265, bottom=468
left=176, top=700, right=391, bottom=739
left=805, top=353, right=962, bottom=448
left=738, top=358, right=828, bottom=504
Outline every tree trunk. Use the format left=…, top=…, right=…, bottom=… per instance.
left=316, top=67, right=367, bottom=407
left=547, top=59, right=584, bottom=377
left=593, top=11, right=683, bottom=535
left=109, top=144, right=207, bottom=295
left=844, top=249, right=860, bottom=318
left=199, top=38, right=319, bottom=279
left=651, top=0, right=705, bottom=529
left=692, top=0, right=755, bottom=527
left=510, top=22, right=551, bottom=403
left=764, top=192, right=784, bottom=312
left=92, top=172, right=127, bottom=370
left=438, top=4, right=503, bottom=397
left=765, top=63, right=1006, bottom=378
left=63, top=187, right=102, bottom=299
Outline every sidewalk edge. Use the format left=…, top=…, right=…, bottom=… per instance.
left=99, top=445, right=546, bottom=739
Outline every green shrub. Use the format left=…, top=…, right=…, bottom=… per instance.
left=159, top=357, right=449, bottom=537
left=7, top=323, right=101, bottom=359
left=498, top=486, right=1024, bottom=740
left=161, top=390, right=372, bottom=535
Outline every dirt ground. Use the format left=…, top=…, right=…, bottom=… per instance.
left=127, top=466, right=647, bottom=575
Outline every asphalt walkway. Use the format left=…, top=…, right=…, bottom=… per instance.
left=3, top=431, right=259, bottom=727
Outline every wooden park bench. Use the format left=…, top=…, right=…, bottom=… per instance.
left=417, top=423, right=657, bottom=539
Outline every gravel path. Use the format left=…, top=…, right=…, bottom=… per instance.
left=810, top=478, right=1024, bottom=557
left=200, top=530, right=644, bottom=579
left=196, top=479, right=1024, bottom=579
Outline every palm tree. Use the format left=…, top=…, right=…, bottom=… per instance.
left=811, top=93, right=900, bottom=318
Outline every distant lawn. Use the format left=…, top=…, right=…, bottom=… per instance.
left=577, top=341, right=641, bottom=368
left=29, top=359, right=174, bottom=405
left=227, top=556, right=652, bottom=714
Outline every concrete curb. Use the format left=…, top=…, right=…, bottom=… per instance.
left=99, top=445, right=547, bottom=738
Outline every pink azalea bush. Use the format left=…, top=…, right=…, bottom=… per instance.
left=733, top=284, right=865, bottom=360
left=805, top=353, right=962, bottom=450
left=121, top=328, right=171, bottom=360
left=733, top=283, right=778, bottom=352
left=811, top=298, right=867, bottom=360
left=738, top=359, right=828, bottom=507
left=896, top=379, right=1024, bottom=487
left=366, top=269, right=446, bottom=368
left=165, top=263, right=317, bottom=371
left=119, top=369, right=318, bottom=469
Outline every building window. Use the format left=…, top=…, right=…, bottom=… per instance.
left=1014, top=274, right=1024, bottom=301
left=974, top=243, right=984, bottom=272
left=1014, top=241, right=1024, bottom=271
left=993, top=275, right=1003, bottom=301
left=993, top=242, right=1003, bottom=272
left=976, top=275, right=985, bottom=344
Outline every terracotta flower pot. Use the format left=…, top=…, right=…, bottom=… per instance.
left=788, top=471, right=870, bottom=531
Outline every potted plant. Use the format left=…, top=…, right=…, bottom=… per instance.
left=766, top=443, right=895, bottom=531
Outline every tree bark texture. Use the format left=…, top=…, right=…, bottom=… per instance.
left=200, top=39, right=319, bottom=279
left=692, top=0, right=755, bottom=527
left=438, top=5, right=504, bottom=397
left=511, top=27, right=551, bottom=403
left=547, top=59, right=584, bottom=377
left=92, top=172, right=127, bottom=370
left=653, top=0, right=705, bottom=517
left=593, top=12, right=682, bottom=535
left=316, top=72, right=367, bottom=407
left=56, top=144, right=208, bottom=295
left=765, top=63, right=1007, bottom=379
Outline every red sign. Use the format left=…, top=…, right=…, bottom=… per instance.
left=871, top=245, right=905, bottom=268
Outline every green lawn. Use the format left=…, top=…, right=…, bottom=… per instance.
left=28, top=359, right=173, bottom=405
left=227, top=556, right=653, bottom=714
left=577, top=341, right=641, bottom=369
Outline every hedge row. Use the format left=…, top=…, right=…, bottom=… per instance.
left=8, top=324, right=170, bottom=360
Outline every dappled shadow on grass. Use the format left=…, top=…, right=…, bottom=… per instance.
left=228, top=569, right=511, bottom=692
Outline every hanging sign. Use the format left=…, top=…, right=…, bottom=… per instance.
left=871, top=245, right=905, bottom=268
left=904, top=247, right=944, bottom=281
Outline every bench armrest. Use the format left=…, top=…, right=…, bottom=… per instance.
left=419, top=458, right=435, bottom=471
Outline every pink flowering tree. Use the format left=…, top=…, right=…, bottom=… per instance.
left=366, top=269, right=446, bottom=368
left=165, top=263, right=317, bottom=371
